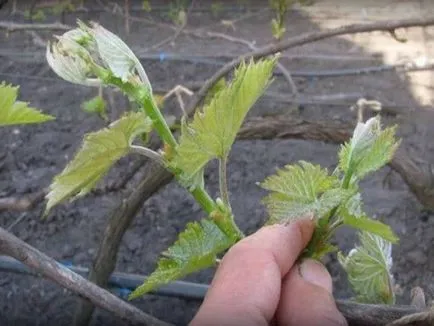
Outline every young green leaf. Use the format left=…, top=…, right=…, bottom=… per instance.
left=338, top=231, right=395, bottom=304
left=129, top=219, right=234, bottom=299
left=338, top=193, right=398, bottom=243
left=339, top=117, right=400, bottom=182
left=81, top=95, right=108, bottom=121
left=90, top=22, right=151, bottom=87
left=171, top=57, right=277, bottom=184
left=45, top=112, right=152, bottom=215
left=47, top=21, right=150, bottom=89
left=261, top=161, right=336, bottom=199
left=203, top=77, right=226, bottom=107
left=343, top=215, right=398, bottom=243
left=260, top=161, right=349, bottom=223
left=0, top=83, right=54, bottom=126
left=337, top=193, right=397, bottom=242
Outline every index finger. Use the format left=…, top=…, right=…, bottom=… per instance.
left=190, top=219, right=314, bottom=326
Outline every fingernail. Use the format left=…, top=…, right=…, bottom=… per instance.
left=299, top=259, right=333, bottom=293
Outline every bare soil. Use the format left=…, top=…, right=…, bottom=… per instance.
left=1, top=1, right=434, bottom=325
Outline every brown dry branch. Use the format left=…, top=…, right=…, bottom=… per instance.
left=187, top=16, right=434, bottom=112
left=73, top=159, right=173, bottom=326
left=239, top=115, right=350, bottom=143
left=336, top=300, right=432, bottom=326
left=189, top=30, right=379, bottom=62
left=337, top=300, right=422, bottom=326
left=143, top=0, right=196, bottom=52
left=124, top=0, right=130, bottom=34
left=388, top=309, right=434, bottom=326
left=155, top=84, right=406, bottom=116
left=3, top=26, right=368, bottom=62
left=0, top=226, right=171, bottom=326
left=95, top=0, right=165, bottom=28
left=103, top=157, right=146, bottom=192
left=96, top=0, right=269, bottom=39
left=0, top=189, right=47, bottom=212
left=0, top=21, right=70, bottom=32
left=202, top=31, right=298, bottom=96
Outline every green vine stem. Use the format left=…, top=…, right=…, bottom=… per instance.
left=190, top=187, right=215, bottom=214
left=140, top=91, right=178, bottom=149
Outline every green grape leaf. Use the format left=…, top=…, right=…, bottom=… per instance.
left=0, top=83, right=54, bottom=126
left=45, top=112, right=151, bottom=215
left=339, top=117, right=400, bottom=181
left=261, top=161, right=336, bottom=199
left=339, top=194, right=398, bottom=243
left=81, top=95, right=108, bottom=121
left=260, top=161, right=350, bottom=223
left=343, top=215, right=398, bottom=243
left=171, top=58, right=277, bottom=184
left=338, top=231, right=395, bottom=304
left=129, top=219, right=234, bottom=299
left=203, top=77, right=226, bottom=107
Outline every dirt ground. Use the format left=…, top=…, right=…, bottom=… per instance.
left=1, top=1, right=434, bottom=325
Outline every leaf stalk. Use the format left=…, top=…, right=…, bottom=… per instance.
left=141, top=93, right=178, bottom=149
left=130, top=145, right=164, bottom=165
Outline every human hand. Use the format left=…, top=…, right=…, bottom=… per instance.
left=190, top=219, right=347, bottom=326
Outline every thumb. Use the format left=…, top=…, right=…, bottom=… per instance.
left=276, top=259, right=347, bottom=326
